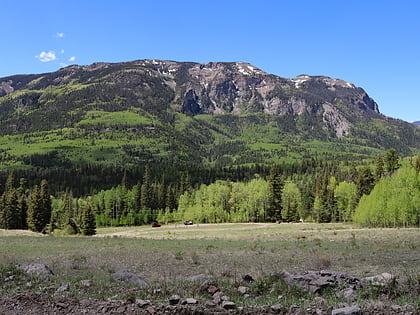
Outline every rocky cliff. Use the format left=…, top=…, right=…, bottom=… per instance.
left=0, top=60, right=380, bottom=138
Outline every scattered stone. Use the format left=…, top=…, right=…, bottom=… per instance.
left=221, top=295, right=230, bottom=301
left=186, top=274, right=213, bottom=282
left=212, top=292, right=222, bottom=305
left=238, top=286, right=249, bottom=294
left=271, top=270, right=362, bottom=294
left=242, top=274, right=254, bottom=282
left=332, top=306, right=361, bottom=315
left=168, top=295, right=180, bottom=305
left=111, top=270, right=148, bottom=286
left=288, top=305, right=300, bottom=313
left=204, top=301, right=217, bottom=308
left=116, top=306, right=126, bottom=313
left=135, top=299, right=151, bottom=307
left=78, top=279, right=91, bottom=287
left=340, top=288, right=357, bottom=301
left=17, top=263, right=54, bottom=276
left=185, top=298, right=198, bottom=305
left=221, top=301, right=236, bottom=310
left=271, top=303, right=283, bottom=312
left=144, top=305, right=156, bottom=314
left=363, top=272, right=395, bottom=286
left=313, top=296, right=326, bottom=305
left=207, top=285, right=219, bottom=294
left=56, top=284, right=70, bottom=293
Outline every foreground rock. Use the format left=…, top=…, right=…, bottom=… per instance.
left=271, top=270, right=362, bottom=293
left=16, top=263, right=54, bottom=277
left=332, top=306, right=361, bottom=315
left=111, top=270, right=148, bottom=286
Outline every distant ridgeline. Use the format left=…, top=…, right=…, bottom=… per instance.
left=0, top=59, right=419, bottom=194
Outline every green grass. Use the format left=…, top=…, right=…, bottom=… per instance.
left=1, top=223, right=419, bottom=309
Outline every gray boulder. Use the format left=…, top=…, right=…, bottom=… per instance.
left=17, top=263, right=54, bottom=276
left=362, top=272, right=395, bottom=286
left=111, top=270, right=148, bottom=286
left=271, top=270, right=362, bottom=294
left=332, top=306, right=361, bottom=315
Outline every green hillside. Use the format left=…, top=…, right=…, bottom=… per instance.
left=0, top=60, right=419, bottom=193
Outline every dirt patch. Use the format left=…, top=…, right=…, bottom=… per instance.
left=0, top=292, right=416, bottom=314
left=96, top=223, right=275, bottom=237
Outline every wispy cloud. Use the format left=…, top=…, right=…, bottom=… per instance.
left=36, top=51, right=57, bottom=62
left=69, top=56, right=76, bottom=62
left=59, top=62, right=68, bottom=68
left=56, top=32, right=64, bottom=38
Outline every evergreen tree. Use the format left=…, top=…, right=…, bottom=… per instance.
left=0, top=193, right=6, bottom=229
left=266, top=164, right=284, bottom=221
left=0, top=173, right=20, bottom=229
left=415, top=155, right=420, bottom=173
left=300, top=181, right=314, bottom=220
left=179, top=172, right=192, bottom=195
left=166, top=185, right=178, bottom=211
left=80, top=203, right=96, bottom=235
left=61, top=192, right=78, bottom=234
left=374, top=155, right=385, bottom=182
left=356, top=166, right=375, bottom=200
left=281, top=182, right=301, bottom=222
left=27, top=185, right=45, bottom=232
left=40, top=180, right=52, bottom=229
left=4, top=188, right=19, bottom=229
left=18, top=194, right=28, bottom=229
left=140, top=166, right=153, bottom=209
left=385, top=148, right=400, bottom=174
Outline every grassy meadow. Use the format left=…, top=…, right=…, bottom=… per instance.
left=1, top=223, right=419, bottom=308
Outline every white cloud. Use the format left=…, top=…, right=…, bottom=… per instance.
left=59, top=62, right=68, bottom=68
left=56, top=32, right=64, bottom=38
left=60, top=49, right=65, bottom=54
left=36, top=51, right=57, bottom=62
left=69, top=56, right=76, bottom=62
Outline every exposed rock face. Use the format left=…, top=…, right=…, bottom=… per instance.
left=0, top=59, right=380, bottom=138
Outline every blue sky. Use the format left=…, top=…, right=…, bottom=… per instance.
left=2, top=0, right=419, bottom=121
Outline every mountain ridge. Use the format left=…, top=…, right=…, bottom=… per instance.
left=0, top=59, right=418, bottom=181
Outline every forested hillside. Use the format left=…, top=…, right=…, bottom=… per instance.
left=0, top=60, right=419, bottom=195
left=0, top=60, right=419, bottom=232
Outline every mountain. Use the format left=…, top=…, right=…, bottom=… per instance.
left=0, top=59, right=419, bottom=191
left=411, top=121, right=420, bottom=127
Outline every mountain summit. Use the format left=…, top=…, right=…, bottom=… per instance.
left=0, top=59, right=380, bottom=138
left=0, top=59, right=418, bottom=180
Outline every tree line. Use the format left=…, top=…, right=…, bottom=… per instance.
left=0, top=149, right=418, bottom=232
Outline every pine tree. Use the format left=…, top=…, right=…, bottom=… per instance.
left=80, top=203, right=96, bottom=236
left=140, top=166, right=153, bottom=209
left=374, top=155, right=385, bottom=182
left=414, top=155, right=420, bottom=173
left=356, top=166, right=375, bottom=200
left=27, top=185, right=45, bottom=232
left=0, top=173, right=20, bottom=229
left=18, top=194, right=28, bottom=229
left=385, top=148, right=400, bottom=174
left=5, top=188, right=19, bottom=229
left=266, top=164, right=284, bottom=222
left=40, top=180, right=52, bottom=230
